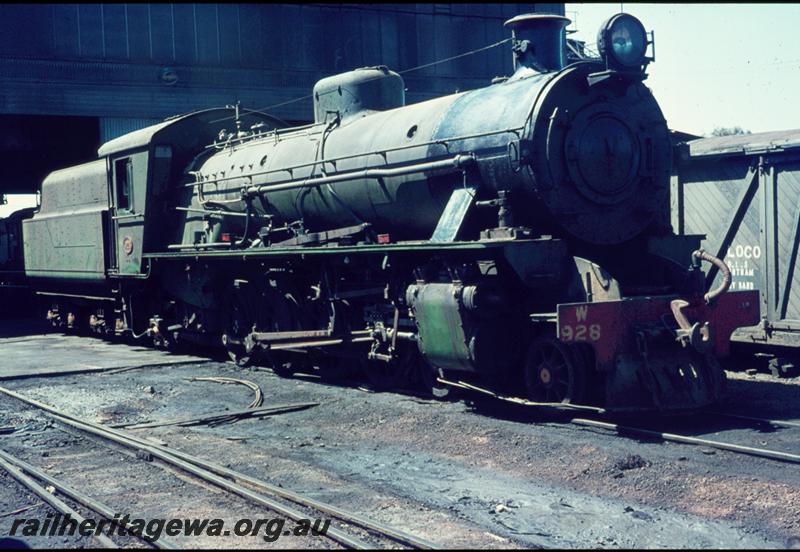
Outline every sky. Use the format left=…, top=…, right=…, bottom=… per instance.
left=565, top=3, right=800, bottom=136
left=3, top=3, right=799, bottom=217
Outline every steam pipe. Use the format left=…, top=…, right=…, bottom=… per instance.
left=244, top=154, right=476, bottom=197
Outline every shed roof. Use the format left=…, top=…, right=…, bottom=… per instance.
left=687, top=128, right=800, bottom=158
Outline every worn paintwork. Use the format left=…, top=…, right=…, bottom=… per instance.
left=191, top=61, right=671, bottom=247
left=557, top=291, right=760, bottom=367
left=557, top=290, right=760, bottom=410
left=410, top=283, right=474, bottom=371
left=8, top=13, right=760, bottom=413
left=22, top=160, right=108, bottom=282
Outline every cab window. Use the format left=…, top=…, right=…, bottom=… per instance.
left=115, top=157, right=132, bottom=211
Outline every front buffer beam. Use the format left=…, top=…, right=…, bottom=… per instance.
left=556, top=290, right=760, bottom=411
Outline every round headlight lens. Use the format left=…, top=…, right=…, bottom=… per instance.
left=599, top=14, right=647, bottom=68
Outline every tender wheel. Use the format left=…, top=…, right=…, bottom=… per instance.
left=523, top=336, right=586, bottom=404
left=152, top=331, right=173, bottom=351
left=65, top=307, right=90, bottom=335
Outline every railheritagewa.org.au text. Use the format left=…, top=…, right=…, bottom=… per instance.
left=9, top=513, right=331, bottom=542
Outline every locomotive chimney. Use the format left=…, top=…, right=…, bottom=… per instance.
left=504, top=13, right=571, bottom=74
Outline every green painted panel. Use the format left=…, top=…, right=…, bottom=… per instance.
left=23, top=210, right=106, bottom=281
left=21, top=159, right=109, bottom=281
left=412, top=284, right=473, bottom=371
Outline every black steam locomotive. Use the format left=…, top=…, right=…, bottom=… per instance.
left=1, top=13, right=759, bottom=411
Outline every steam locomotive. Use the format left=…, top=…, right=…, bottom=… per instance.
left=1, top=13, right=759, bottom=411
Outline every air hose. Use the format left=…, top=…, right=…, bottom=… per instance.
left=692, top=249, right=732, bottom=305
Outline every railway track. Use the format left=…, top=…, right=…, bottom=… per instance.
left=567, top=416, right=800, bottom=464
left=0, top=384, right=439, bottom=549
left=0, top=448, right=179, bottom=549
left=437, top=377, right=800, bottom=465
left=3, top=355, right=797, bottom=549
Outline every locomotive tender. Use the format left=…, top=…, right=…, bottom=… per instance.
left=5, top=13, right=759, bottom=411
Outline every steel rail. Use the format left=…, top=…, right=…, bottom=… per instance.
left=436, top=378, right=800, bottom=464
left=0, top=388, right=371, bottom=550
left=436, top=377, right=607, bottom=413
left=111, top=402, right=319, bottom=430
left=569, top=417, right=800, bottom=464
left=707, top=410, right=800, bottom=429
left=0, top=385, right=439, bottom=549
left=0, top=448, right=179, bottom=549
left=0, top=453, right=120, bottom=548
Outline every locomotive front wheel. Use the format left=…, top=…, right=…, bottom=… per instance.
left=523, top=336, right=587, bottom=404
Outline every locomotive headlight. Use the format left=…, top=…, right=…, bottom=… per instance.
left=598, top=13, right=650, bottom=70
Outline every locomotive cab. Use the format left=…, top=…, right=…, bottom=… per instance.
left=95, top=108, right=286, bottom=276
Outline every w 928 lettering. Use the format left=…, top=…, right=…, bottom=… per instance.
left=559, top=306, right=602, bottom=342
